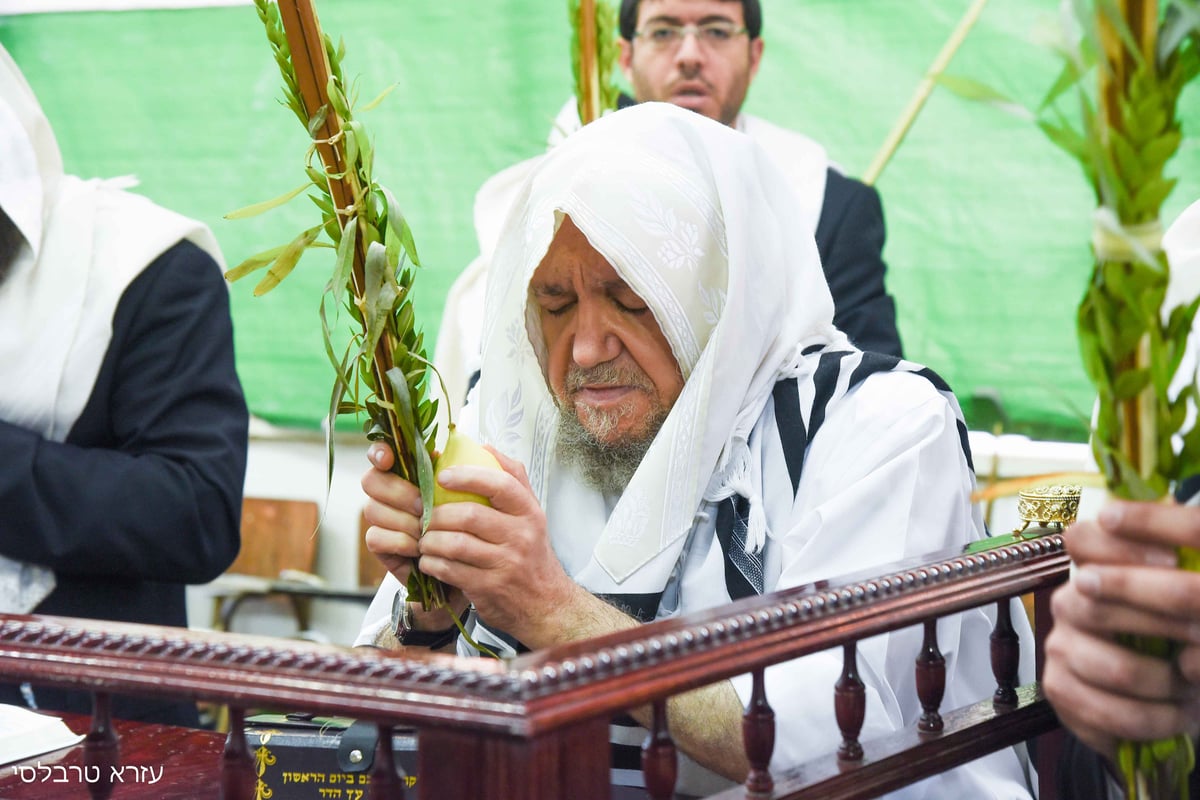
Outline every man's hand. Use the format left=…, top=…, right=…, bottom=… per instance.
left=416, top=448, right=580, bottom=646
left=361, top=444, right=424, bottom=587
left=362, top=441, right=581, bottom=646
left=1042, top=500, right=1200, bottom=758
left=363, top=442, right=750, bottom=779
left=360, top=443, right=467, bottom=637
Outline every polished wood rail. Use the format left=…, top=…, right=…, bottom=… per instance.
left=0, top=534, right=1069, bottom=800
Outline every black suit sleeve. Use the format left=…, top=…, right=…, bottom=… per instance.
left=814, top=170, right=904, bottom=358
left=0, top=240, right=248, bottom=584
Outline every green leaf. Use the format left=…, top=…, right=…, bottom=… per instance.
left=224, top=243, right=288, bottom=283
left=1036, top=118, right=1089, bottom=163
left=1089, top=285, right=1122, bottom=362
left=1165, top=296, right=1200, bottom=367
left=1109, top=127, right=1146, bottom=187
left=306, top=103, right=330, bottom=139
left=360, top=82, right=398, bottom=112
left=396, top=299, right=415, bottom=335
left=344, top=119, right=360, bottom=171
left=1038, top=59, right=1085, bottom=111
left=360, top=218, right=382, bottom=251
left=1133, top=176, right=1178, bottom=218
left=355, top=120, right=374, bottom=174
left=1078, top=323, right=1110, bottom=386
left=318, top=293, right=346, bottom=376
left=1180, top=393, right=1200, bottom=475
left=224, top=181, right=310, bottom=220
left=253, top=224, right=322, bottom=296
left=309, top=192, right=335, bottom=217
left=936, top=74, right=1034, bottom=120
left=363, top=241, right=398, bottom=358
left=326, top=75, right=350, bottom=120
left=1105, top=447, right=1160, bottom=500
left=324, top=342, right=355, bottom=492
left=1168, top=392, right=1191, bottom=435
left=1141, top=129, right=1184, bottom=173
left=327, top=216, right=358, bottom=296
left=385, top=366, right=435, bottom=533
left=381, top=186, right=422, bottom=268
left=306, top=164, right=329, bottom=188
left=1113, top=368, right=1151, bottom=400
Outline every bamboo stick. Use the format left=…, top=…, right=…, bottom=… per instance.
left=578, top=0, right=601, bottom=124
left=861, top=0, right=990, bottom=186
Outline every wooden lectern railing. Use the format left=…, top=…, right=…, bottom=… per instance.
left=0, top=534, right=1068, bottom=800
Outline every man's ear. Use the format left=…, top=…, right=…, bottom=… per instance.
left=748, top=37, right=764, bottom=82
left=618, top=38, right=635, bottom=83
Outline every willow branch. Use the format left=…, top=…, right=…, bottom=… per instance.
left=862, top=0, right=990, bottom=185
left=275, top=0, right=413, bottom=477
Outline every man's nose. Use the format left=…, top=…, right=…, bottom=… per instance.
left=571, top=304, right=621, bottom=368
left=674, top=29, right=705, bottom=67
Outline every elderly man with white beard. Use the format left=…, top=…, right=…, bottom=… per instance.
left=356, top=102, right=1032, bottom=798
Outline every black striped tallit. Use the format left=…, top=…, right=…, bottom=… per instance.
left=472, top=347, right=973, bottom=634
left=469, top=346, right=974, bottom=780
left=716, top=346, right=975, bottom=601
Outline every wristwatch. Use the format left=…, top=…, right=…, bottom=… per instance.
left=390, top=590, right=465, bottom=649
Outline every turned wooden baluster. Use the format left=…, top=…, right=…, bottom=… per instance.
left=743, top=668, right=775, bottom=794
left=990, top=599, right=1019, bottom=708
left=84, top=692, right=118, bottom=800
left=915, top=619, right=946, bottom=733
left=642, top=699, right=677, bottom=800
left=220, top=706, right=254, bottom=800
left=835, top=642, right=865, bottom=761
left=369, top=723, right=403, bottom=799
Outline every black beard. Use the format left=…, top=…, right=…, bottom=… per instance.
left=554, top=402, right=667, bottom=495
left=0, top=205, right=23, bottom=285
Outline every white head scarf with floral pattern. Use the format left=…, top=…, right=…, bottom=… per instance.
left=476, top=102, right=849, bottom=593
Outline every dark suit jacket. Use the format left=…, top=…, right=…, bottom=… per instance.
left=0, top=240, right=249, bottom=726
left=816, top=169, right=903, bottom=357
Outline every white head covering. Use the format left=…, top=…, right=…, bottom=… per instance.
left=547, top=96, right=829, bottom=232
left=1165, top=199, right=1200, bottom=311
left=1166, top=200, right=1200, bottom=424
left=0, top=45, right=224, bottom=612
left=477, top=102, right=848, bottom=592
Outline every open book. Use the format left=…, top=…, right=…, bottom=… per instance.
left=0, top=704, right=83, bottom=765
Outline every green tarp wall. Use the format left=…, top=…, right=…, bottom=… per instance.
left=2, top=1, right=1197, bottom=440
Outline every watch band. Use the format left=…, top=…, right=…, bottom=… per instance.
left=390, top=591, right=469, bottom=649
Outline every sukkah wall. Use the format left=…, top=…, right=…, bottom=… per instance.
left=2, top=0, right=1197, bottom=440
